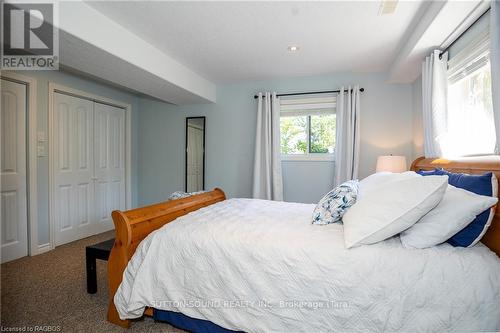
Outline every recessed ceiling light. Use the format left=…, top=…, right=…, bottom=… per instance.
left=287, top=46, right=300, bottom=52
left=378, top=0, right=398, bottom=15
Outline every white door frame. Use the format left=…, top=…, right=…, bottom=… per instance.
left=0, top=72, right=39, bottom=256
left=48, top=83, right=132, bottom=250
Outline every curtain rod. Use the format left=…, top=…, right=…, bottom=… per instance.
left=440, top=6, right=491, bottom=58
left=253, top=88, right=365, bottom=99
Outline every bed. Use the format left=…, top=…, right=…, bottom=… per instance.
left=107, top=157, right=500, bottom=332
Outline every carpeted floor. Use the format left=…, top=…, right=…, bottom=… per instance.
left=1, top=231, right=186, bottom=332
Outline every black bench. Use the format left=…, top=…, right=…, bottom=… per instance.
left=86, top=238, right=114, bottom=294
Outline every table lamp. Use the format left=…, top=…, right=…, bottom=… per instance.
left=376, top=155, right=407, bottom=173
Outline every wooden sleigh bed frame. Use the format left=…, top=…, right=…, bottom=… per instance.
left=107, top=157, right=500, bottom=328
left=107, top=188, right=226, bottom=327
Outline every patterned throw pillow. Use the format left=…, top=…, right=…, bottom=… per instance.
left=312, top=180, right=359, bottom=225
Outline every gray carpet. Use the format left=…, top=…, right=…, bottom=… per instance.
left=1, top=231, right=186, bottom=332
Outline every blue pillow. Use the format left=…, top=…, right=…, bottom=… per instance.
left=417, top=168, right=497, bottom=247
left=312, top=180, right=359, bottom=225
left=416, top=169, right=441, bottom=176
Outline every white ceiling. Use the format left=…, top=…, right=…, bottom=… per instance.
left=86, top=1, right=425, bottom=84
left=58, top=1, right=217, bottom=104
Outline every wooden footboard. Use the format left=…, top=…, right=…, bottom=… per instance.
left=107, top=188, right=226, bottom=327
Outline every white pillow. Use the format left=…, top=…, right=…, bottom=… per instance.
left=343, top=175, right=448, bottom=248
left=400, top=185, right=498, bottom=249
left=359, top=171, right=420, bottom=197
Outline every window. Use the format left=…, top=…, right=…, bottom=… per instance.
left=280, top=95, right=336, bottom=161
left=446, top=31, right=495, bottom=157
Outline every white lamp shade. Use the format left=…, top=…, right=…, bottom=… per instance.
left=376, top=155, right=407, bottom=173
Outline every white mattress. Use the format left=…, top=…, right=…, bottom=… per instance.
left=114, top=198, right=500, bottom=332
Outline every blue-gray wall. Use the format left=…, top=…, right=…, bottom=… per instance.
left=7, top=69, right=414, bottom=247
left=137, top=72, right=413, bottom=205
left=8, top=70, right=140, bottom=246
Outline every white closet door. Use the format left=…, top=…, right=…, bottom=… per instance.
left=53, top=93, right=94, bottom=246
left=94, top=103, right=126, bottom=231
left=1, top=79, right=28, bottom=263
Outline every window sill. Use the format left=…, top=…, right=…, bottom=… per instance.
left=281, top=154, right=335, bottom=162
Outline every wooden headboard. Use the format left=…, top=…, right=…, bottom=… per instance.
left=411, top=156, right=500, bottom=257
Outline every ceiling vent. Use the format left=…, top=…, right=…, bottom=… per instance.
left=378, top=0, right=398, bottom=15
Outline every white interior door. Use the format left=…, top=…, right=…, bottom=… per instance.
left=187, top=126, right=197, bottom=192
left=194, top=128, right=203, bottom=189
left=1, top=79, right=28, bottom=263
left=187, top=125, right=203, bottom=192
left=93, top=103, right=126, bottom=231
left=53, top=93, right=94, bottom=246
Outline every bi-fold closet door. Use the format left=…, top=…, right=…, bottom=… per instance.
left=53, top=92, right=125, bottom=246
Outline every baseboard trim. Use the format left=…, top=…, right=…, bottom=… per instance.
left=37, top=243, right=52, bottom=255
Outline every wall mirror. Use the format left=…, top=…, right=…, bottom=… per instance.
left=185, top=117, right=206, bottom=192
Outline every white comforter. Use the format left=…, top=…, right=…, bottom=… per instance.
left=115, top=199, right=500, bottom=332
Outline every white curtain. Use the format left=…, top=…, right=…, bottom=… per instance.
left=491, top=0, right=500, bottom=152
left=422, top=50, right=449, bottom=158
left=334, top=85, right=360, bottom=185
left=252, top=92, right=283, bottom=201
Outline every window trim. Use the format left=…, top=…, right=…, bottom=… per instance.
left=448, top=30, right=489, bottom=84
left=281, top=153, right=335, bottom=162
left=444, top=28, right=496, bottom=157
left=279, top=95, right=336, bottom=161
